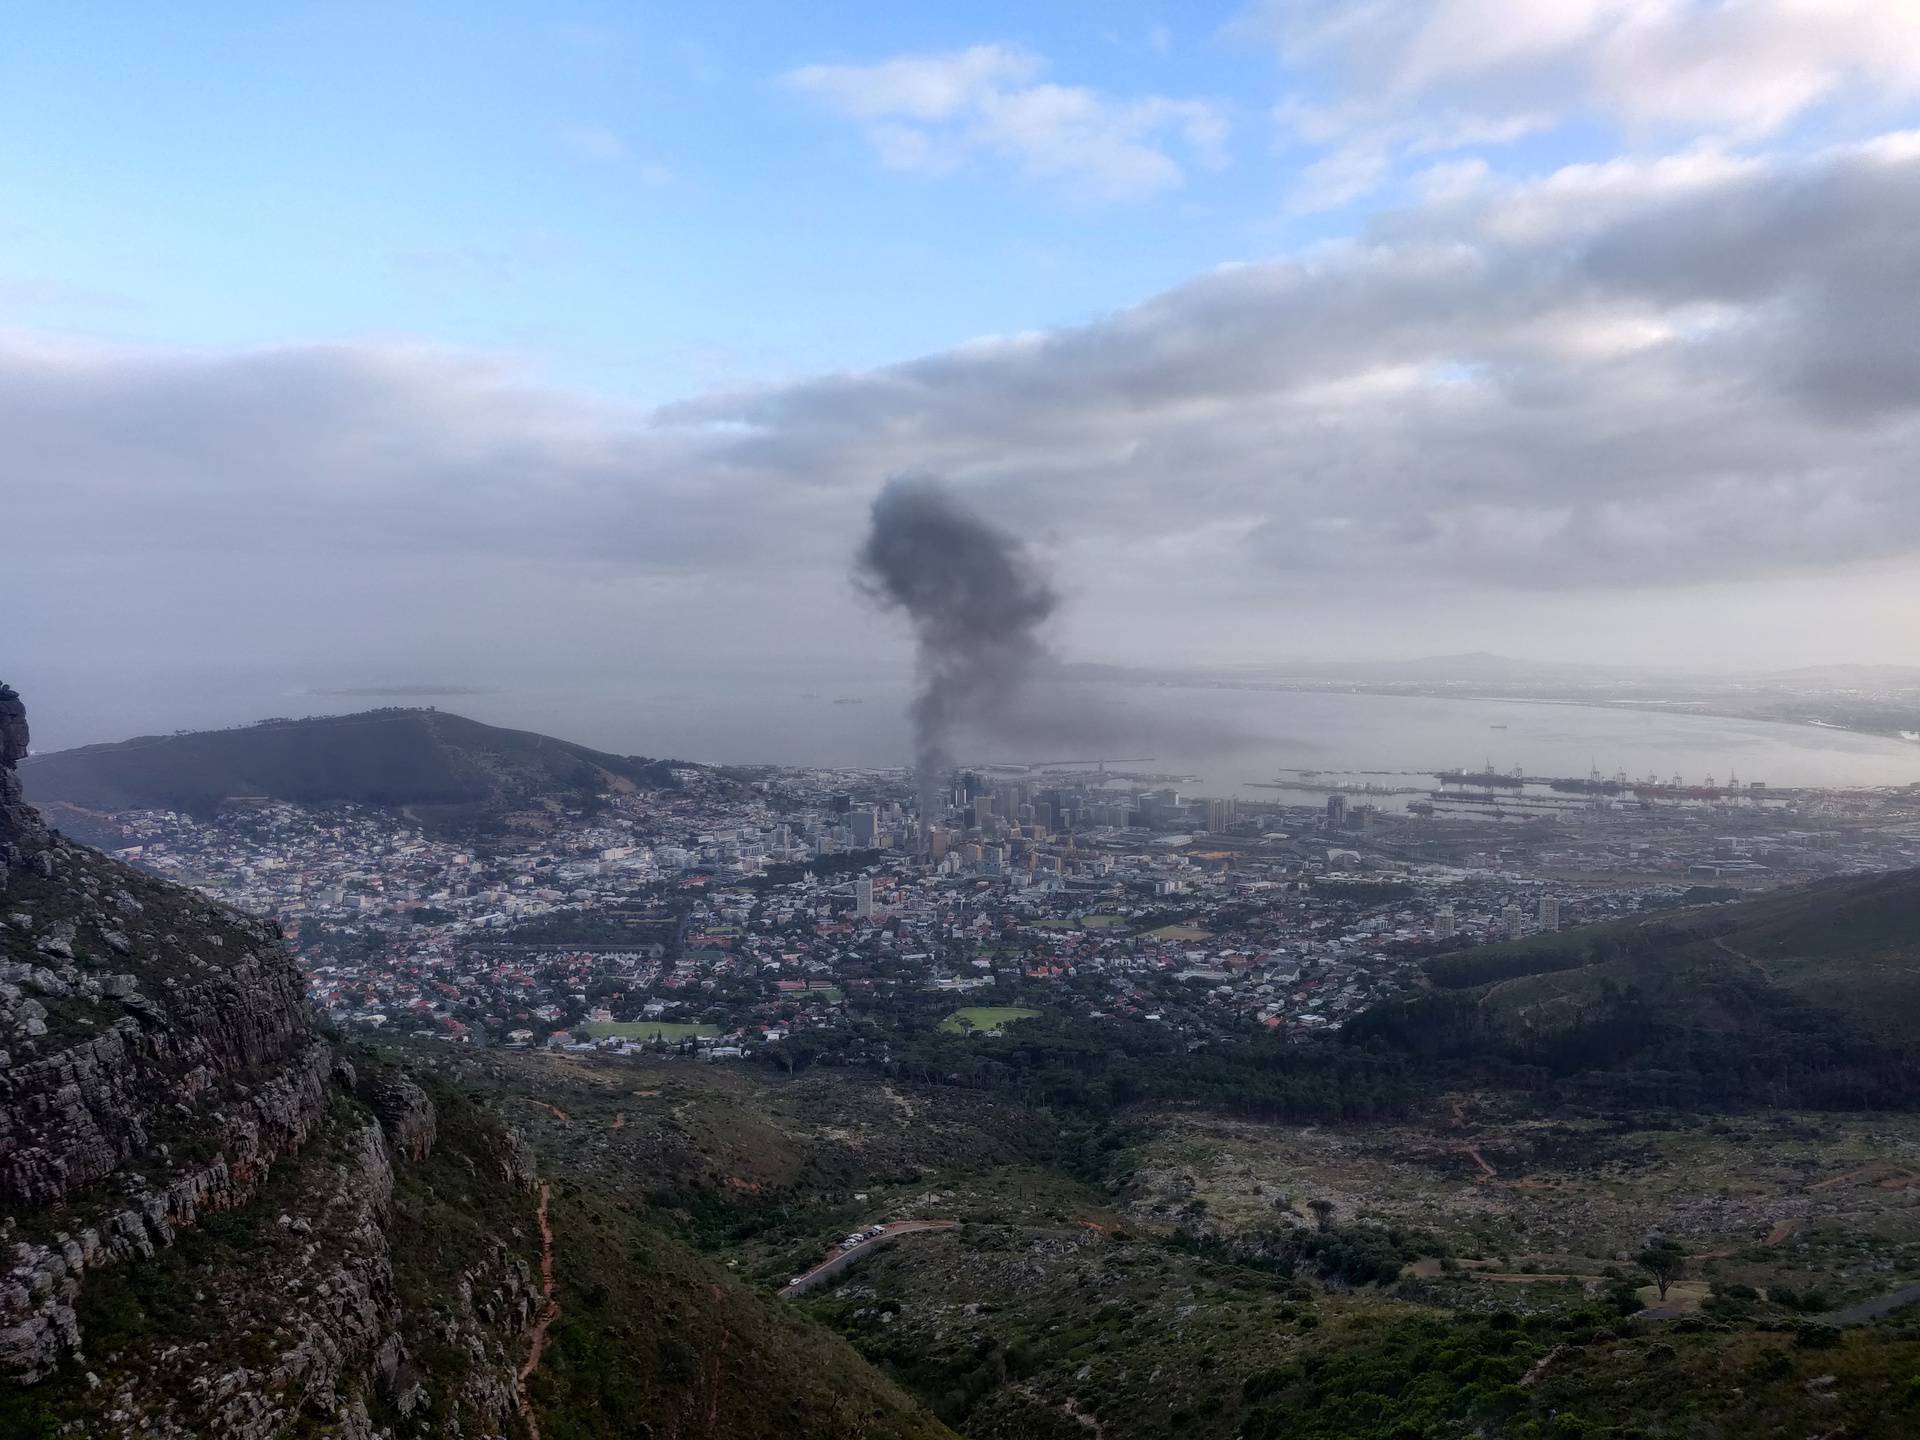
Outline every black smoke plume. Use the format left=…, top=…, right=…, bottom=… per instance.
left=856, top=476, right=1058, bottom=816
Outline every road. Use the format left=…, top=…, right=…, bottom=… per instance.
left=779, top=1220, right=959, bottom=1299
left=1824, top=1281, right=1920, bottom=1327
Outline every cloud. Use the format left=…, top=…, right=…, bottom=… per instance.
left=662, top=133, right=1920, bottom=590
left=558, top=125, right=629, bottom=162
left=6, top=135, right=1920, bottom=682
left=785, top=44, right=1229, bottom=200
left=557, top=126, right=674, bottom=183
left=1249, top=0, right=1920, bottom=207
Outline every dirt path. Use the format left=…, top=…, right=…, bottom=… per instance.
left=1811, top=1163, right=1920, bottom=1192
left=1059, top=1395, right=1106, bottom=1438
left=516, top=1182, right=559, bottom=1440
left=705, top=1282, right=732, bottom=1431
left=1439, top=1096, right=1497, bottom=1180
left=1459, top=1145, right=1497, bottom=1181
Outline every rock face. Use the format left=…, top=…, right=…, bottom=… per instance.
left=0, top=683, right=539, bottom=1435
left=0, top=681, right=48, bottom=860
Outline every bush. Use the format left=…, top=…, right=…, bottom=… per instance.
left=1748, top=1349, right=1793, bottom=1381
left=1607, top=1281, right=1644, bottom=1316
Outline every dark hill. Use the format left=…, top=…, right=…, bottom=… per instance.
left=20, top=706, right=689, bottom=822
left=1351, top=867, right=1920, bottom=1109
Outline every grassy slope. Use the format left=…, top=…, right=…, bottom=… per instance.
left=1441, top=867, right=1920, bottom=1044
left=533, top=1186, right=957, bottom=1440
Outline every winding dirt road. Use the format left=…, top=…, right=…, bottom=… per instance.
left=516, top=1182, right=559, bottom=1440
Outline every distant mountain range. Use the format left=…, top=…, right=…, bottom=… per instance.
left=19, top=706, right=691, bottom=827
left=1057, top=652, right=1920, bottom=690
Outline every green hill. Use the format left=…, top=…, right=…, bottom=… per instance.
left=19, top=706, right=689, bottom=824
left=1351, top=868, right=1920, bottom=1109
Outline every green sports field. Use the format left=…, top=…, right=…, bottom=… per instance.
left=940, top=1006, right=1040, bottom=1034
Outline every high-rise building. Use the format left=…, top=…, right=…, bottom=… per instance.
left=928, top=827, right=951, bottom=861
left=849, top=808, right=878, bottom=845
left=1538, top=894, right=1560, bottom=930
left=1503, top=904, right=1525, bottom=940
left=1205, top=798, right=1237, bottom=833
left=1434, top=905, right=1456, bottom=939
left=973, top=795, right=995, bottom=828
left=1326, top=794, right=1348, bottom=828
left=854, top=876, right=874, bottom=918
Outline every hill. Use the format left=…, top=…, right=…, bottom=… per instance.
left=1352, top=868, right=1920, bottom=1110
left=19, top=706, right=691, bottom=833
left=0, top=683, right=952, bottom=1439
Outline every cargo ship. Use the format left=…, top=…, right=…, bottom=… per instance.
left=1436, top=766, right=1525, bottom=789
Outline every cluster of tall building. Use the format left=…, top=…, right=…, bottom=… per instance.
left=1497, top=894, right=1563, bottom=939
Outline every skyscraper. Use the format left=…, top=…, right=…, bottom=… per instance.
left=854, top=876, right=874, bottom=918
left=1538, top=894, right=1560, bottom=930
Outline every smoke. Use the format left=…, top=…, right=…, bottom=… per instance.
left=855, top=475, right=1059, bottom=815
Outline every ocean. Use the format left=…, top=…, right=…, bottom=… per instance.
left=22, top=664, right=1916, bottom=798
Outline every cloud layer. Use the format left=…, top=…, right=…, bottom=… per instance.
left=8, top=133, right=1920, bottom=678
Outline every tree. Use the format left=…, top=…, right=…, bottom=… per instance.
left=1637, top=1240, right=1687, bottom=1302
left=1308, top=1198, right=1336, bottom=1232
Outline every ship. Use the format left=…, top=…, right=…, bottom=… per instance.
left=1436, top=765, right=1525, bottom=789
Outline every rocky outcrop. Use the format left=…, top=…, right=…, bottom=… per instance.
left=0, top=681, right=48, bottom=862
left=0, top=685, right=542, bottom=1433
left=1, top=713, right=338, bottom=1384
left=357, top=1069, right=437, bottom=1164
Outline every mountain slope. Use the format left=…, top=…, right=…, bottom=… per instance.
left=1350, top=868, right=1920, bottom=1109
left=0, top=684, right=953, bottom=1439
left=0, top=681, right=540, bottom=1436
left=19, top=706, right=686, bottom=823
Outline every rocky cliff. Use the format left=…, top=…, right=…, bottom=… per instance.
left=0, top=684, right=46, bottom=864
left=0, top=684, right=543, bottom=1438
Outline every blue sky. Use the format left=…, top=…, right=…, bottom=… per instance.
left=0, top=0, right=1731, bottom=401
left=7, top=1, right=1920, bottom=728
left=3, top=2, right=1283, bottom=397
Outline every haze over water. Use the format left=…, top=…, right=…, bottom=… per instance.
left=24, top=665, right=1919, bottom=799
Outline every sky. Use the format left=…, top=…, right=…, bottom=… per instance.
left=7, top=1, right=1920, bottom=738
